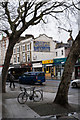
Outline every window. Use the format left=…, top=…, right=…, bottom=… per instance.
left=27, top=44, right=30, bottom=51
left=23, top=53, right=26, bottom=62
left=14, top=55, right=16, bottom=63
left=17, top=54, right=20, bottom=63
left=22, top=45, right=25, bottom=51
left=27, top=53, right=30, bottom=62
left=56, top=52, right=57, bottom=56
left=61, top=50, right=63, bottom=55
left=17, top=47, right=20, bottom=53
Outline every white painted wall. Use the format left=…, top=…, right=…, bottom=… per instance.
left=31, top=34, right=56, bottom=61
left=32, top=52, right=55, bottom=61
left=55, top=47, right=65, bottom=59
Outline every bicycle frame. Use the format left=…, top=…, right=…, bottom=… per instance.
left=20, top=87, right=36, bottom=100
left=17, top=86, right=43, bottom=104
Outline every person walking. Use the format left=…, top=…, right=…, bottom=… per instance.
left=8, top=73, right=15, bottom=88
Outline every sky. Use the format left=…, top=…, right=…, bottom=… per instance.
left=0, top=24, right=78, bottom=43
left=21, top=15, right=78, bottom=43
left=0, top=0, right=79, bottom=43
left=0, top=16, right=78, bottom=43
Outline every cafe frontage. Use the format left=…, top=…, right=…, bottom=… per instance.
left=42, top=59, right=54, bottom=79
left=42, top=57, right=80, bottom=80
left=42, top=58, right=67, bottom=79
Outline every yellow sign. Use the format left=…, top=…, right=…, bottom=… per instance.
left=42, top=59, right=53, bottom=64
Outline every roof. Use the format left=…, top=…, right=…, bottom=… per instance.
left=55, top=42, right=70, bottom=49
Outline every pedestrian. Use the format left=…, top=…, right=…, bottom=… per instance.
left=8, top=72, right=15, bottom=88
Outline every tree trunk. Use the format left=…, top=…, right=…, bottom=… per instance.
left=54, top=31, right=80, bottom=106
left=2, top=39, right=15, bottom=93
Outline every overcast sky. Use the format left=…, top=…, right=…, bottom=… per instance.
left=0, top=15, right=78, bottom=43
left=22, top=15, right=78, bottom=43
left=0, top=24, right=78, bottom=43
left=0, top=0, right=79, bottom=43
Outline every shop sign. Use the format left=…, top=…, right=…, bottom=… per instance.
left=42, top=59, right=53, bottom=64
left=54, top=58, right=67, bottom=64
left=34, top=41, right=50, bottom=52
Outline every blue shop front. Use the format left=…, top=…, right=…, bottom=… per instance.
left=53, top=58, right=67, bottom=79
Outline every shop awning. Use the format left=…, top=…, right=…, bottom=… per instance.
left=33, top=63, right=42, bottom=68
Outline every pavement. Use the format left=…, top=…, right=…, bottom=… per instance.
left=1, top=82, right=80, bottom=120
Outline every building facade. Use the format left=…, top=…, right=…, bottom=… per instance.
left=12, top=34, right=56, bottom=72
left=0, top=33, right=78, bottom=80
left=32, top=34, right=56, bottom=71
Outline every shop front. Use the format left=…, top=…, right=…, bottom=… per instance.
left=42, top=59, right=54, bottom=79
left=32, top=62, right=42, bottom=72
left=53, top=58, right=67, bottom=79
left=20, top=62, right=32, bottom=72
left=42, top=57, right=80, bottom=80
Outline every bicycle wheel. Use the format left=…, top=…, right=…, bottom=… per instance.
left=33, top=90, right=42, bottom=102
left=17, top=92, right=28, bottom=104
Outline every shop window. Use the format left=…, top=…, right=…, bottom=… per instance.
left=46, top=66, right=50, bottom=73
left=46, top=66, right=48, bottom=71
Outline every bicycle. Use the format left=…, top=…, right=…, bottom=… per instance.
left=17, top=86, right=43, bottom=104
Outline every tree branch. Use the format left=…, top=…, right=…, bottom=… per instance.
left=3, top=2, right=13, bottom=31
left=72, top=1, right=80, bottom=10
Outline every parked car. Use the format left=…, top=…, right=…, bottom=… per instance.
left=19, top=71, right=45, bottom=84
left=71, top=79, right=80, bottom=88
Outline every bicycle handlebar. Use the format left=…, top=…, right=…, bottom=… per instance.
left=20, top=86, right=36, bottom=92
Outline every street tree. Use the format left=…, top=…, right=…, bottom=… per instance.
left=54, top=2, right=80, bottom=106
left=0, top=0, right=80, bottom=107
left=54, top=31, right=80, bottom=106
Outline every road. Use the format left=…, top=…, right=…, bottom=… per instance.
left=7, top=79, right=80, bottom=96
left=23, top=79, right=80, bottom=105
left=5, top=79, right=80, bottom=106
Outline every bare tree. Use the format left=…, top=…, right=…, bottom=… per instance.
left=0, top=0, right=80, bottom=107
left=0, top=0, right=70, bottom=93
left=54, top=1, right=80, bottom=106
left=54, top=31, right=80, bottom=106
